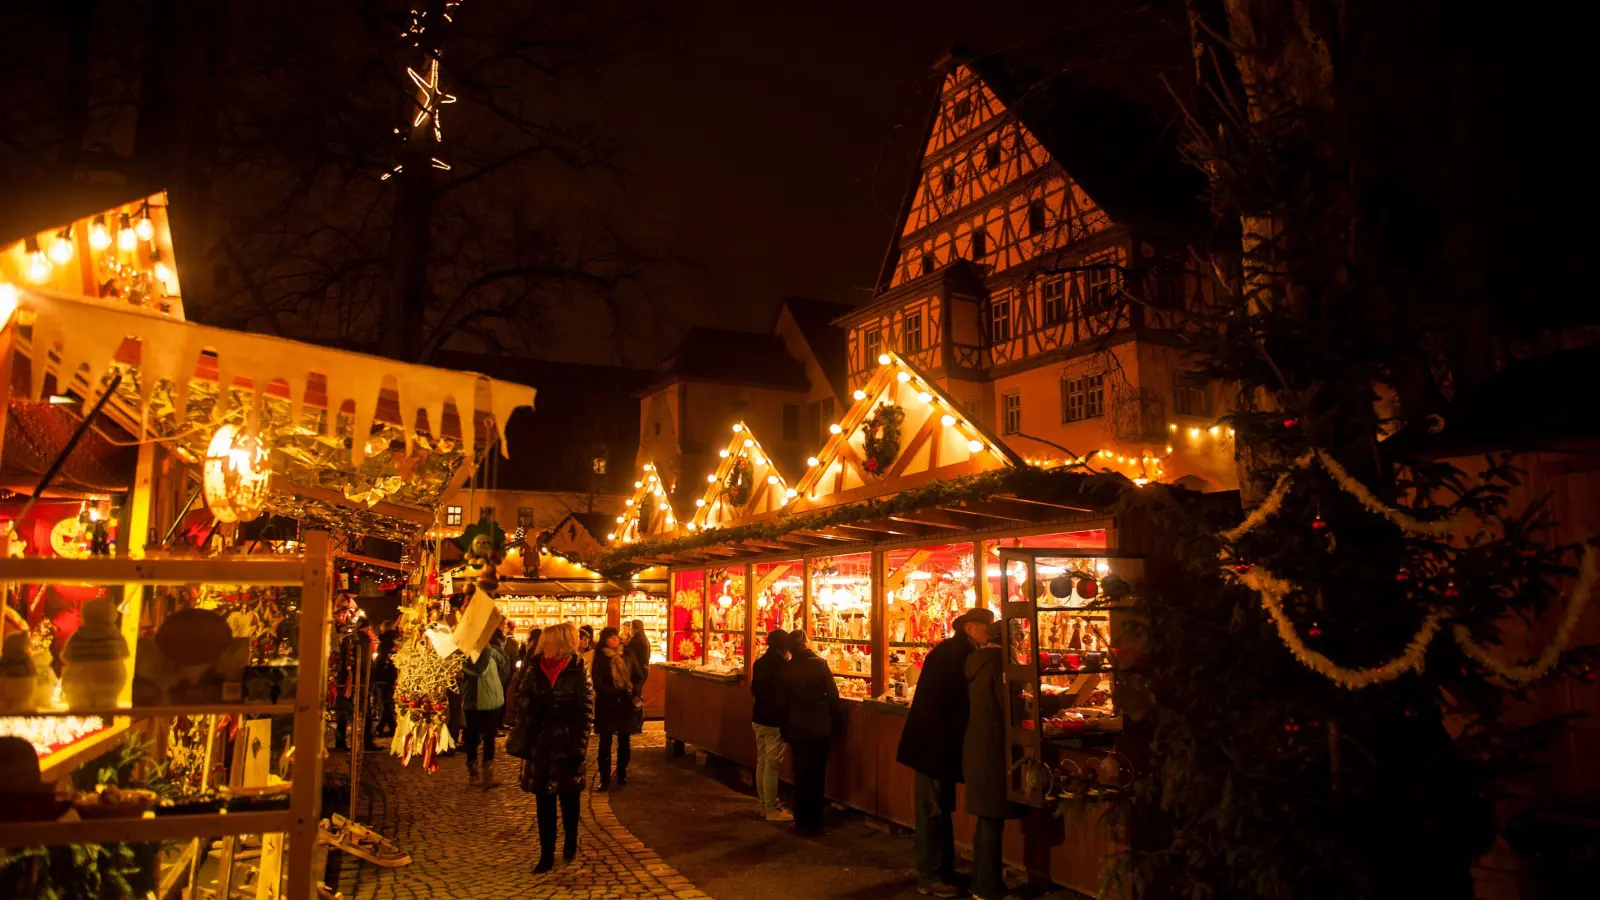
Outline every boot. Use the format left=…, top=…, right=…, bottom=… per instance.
left=535, top=795, right=556, bottom=873
left=466, top=760, right=480, bottom=786
left=563, top=828, right=578, bottom=861
left=482, top=759, right=501, bottom=790
left=597, top=771, right=610, bottom=793
left=615, top=770, right=628, bottom=786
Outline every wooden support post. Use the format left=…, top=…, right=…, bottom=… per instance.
left=287, top=532, right=331, bottom=900
left=871, top=549, right=887, bottom=697
left=742, top=562, right=755, bottom=681
left=972, top=540, right=988, bottom=611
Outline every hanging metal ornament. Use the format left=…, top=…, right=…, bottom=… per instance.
left=203, top=423, right=271, bottom=523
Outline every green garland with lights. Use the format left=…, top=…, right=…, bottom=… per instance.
left=595, top=464, right=1124, bottom=570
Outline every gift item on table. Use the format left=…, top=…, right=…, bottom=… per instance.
left=60, top=597, right=131, bottom=708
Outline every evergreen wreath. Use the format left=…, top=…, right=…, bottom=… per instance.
left=722, top=456, right=753, bottom=506
left=861, top=402, right=904, bottom=477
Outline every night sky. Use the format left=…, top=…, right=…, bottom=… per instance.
left=600, top=0, right=1092, bottom=344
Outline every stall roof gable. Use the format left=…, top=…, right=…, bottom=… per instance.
left=689, top=421, right=793, bottom=532
left=613, top=461, right=680, bottom=544
left=790, top=351, right=1021, bottom=512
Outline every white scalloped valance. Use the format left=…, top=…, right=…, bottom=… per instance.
left=11, top=288, right=534, bottom=464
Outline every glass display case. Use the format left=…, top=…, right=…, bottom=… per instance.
left=1000, top=548, right=1139, bottom=807
left=704, top=566, right=746, bottom=673
left=884, top=542, right=978, bottom=700
left=807, top=552, right=872, bottom=697
left=669, top=569, right=705, bottom=663
left=751, top=559, right=802, bottom=657
left=620, top=590, right=668, bottom=663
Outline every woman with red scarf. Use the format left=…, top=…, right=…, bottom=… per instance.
left=512, top=622, right=592, bottom=872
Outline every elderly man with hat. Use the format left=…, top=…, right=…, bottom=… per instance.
left=895, top=607, right=996, bottom=897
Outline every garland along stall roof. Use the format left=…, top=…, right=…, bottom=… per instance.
left=599, top=352, right=1112, bottom=570
left=611, top=461, right=681, bottom=544
left=7, top=287, right=536, bottom=542
left=689, top=421, right=793, bottom=532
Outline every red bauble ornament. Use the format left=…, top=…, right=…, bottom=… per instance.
left=1308, top=623, right=1324, bottom=639
left=1283, top=417, right=1300, bottom=428
left=1076, top=577, right=1099, bottom=599
left=1443, top=584, right=1460, bottom=599
left=1395, top=570, right=1410, bottom=583
left=1311, top=516, right=1327, bottom=531
left=1235, top=563, right=1252, bottom=574
left=1579, top=666, right=1597, bottom=684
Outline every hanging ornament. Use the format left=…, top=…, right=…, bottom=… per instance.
left=1307, top=622, right=1323, bottom=639
left=1311, top=515, right=1326, bottom=531
left=1076, top=576, right=1099, bottom=599
left=1048, top=575, right=1073, bottom=600
left=203, top=424, right=271, bottom=523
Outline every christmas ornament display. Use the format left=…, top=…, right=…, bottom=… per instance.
left=203, top=423, right=271, bottom=523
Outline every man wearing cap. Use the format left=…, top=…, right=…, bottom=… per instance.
left=896, top=607, right=996, bottom=897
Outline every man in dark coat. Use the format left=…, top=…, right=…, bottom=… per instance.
left=964, top=627, right=1024, bottom=900
left=895, top=608, right=996, bottom=897
left=780, top=630, right=840, bottom=836
left=750, top=629, right=792, bottom=820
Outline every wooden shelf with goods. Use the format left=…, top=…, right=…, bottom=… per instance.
left=0, top=532, right=332, bottom=900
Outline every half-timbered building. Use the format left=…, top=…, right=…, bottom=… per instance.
left=839, top=47, right=1237, bottom=491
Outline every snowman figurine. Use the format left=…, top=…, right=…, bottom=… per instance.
left=0, top=632, right=37, bottom=712
left=60, top=597, right=131, bottom=708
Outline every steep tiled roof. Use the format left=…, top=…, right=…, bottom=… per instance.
left=778, top=296, right=854, bottom=401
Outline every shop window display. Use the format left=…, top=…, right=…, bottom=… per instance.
left=620, top=591, right=668, bottom=663
left=704, top=566, right=746, bottom=673
left=670, top=570, right=705, bottom=664
left=807, top=552, right=872, bottom=697
left=883, top=543, right=978, bottom=701
left=751, top=560, right=802, bottom=657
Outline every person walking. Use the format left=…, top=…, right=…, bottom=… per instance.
left=896, top=608, right=995, bottom=897
left=592, top=627, right=643, bottom=790
left=514, top=622, right=592, bottom=872
left=371, top=620, right=399, bottom=739
left=625, top=619, right=651, bottom=673
left=578, top=624, right=595, bottom=673
left=963, top=621, right=1023, bottom=900
left=780, top=629, right=839, bottom=836
left=750, top=629, right=792, bottom=821
left=462, top=629, right=511, bottom=789
left=501, top=623, right=522, bottom=731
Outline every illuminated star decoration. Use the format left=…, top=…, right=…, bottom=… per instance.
left=408, top=58, right=456, bottom=141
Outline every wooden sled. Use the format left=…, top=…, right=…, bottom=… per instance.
left=317, top=814, right=412, bottom=867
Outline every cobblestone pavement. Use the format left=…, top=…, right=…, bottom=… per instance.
left=333, top=724, right=709, bottom=900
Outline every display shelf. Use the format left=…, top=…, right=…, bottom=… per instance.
left=831, top=671, right=872, bottom=679
left=0, top=554, right=306, bottom=586
left=12, top=703, right=296, bottom=719
left=814, top=637, right=872, bottom=646
left=0, top=810, right=294, bottom=849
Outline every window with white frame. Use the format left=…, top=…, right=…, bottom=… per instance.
left=865, top=328, right=883, bottom=364
left=1062, top=373, right=1106, bottom=422
left=446, top=506, right=463, bottom=526
left=1002, top=393, right=1022, bottom=435
left=903, top=312, right=923, bottom=353
left=988, top=296, right=1011, bottom=343
left=1041, top=276, right=1065, bottom=326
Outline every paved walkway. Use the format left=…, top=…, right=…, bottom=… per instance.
left=333, top=724, right=710, bottom=900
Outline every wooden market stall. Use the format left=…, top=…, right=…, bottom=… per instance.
left=604, top=352, right=1166, bottom=898
left=1, top=191, right=537, bottom=897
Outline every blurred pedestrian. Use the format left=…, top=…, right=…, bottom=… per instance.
left=592, top=626, right=643, bottom=790
left=963, top=620, right=1022, bottom=900
left=896, top=608, right=994, bottom=898
left=781, top=629, right=839, bottom=836
left=750, top=629, right=792, bottom=821
left=578, top=624, right=595, bottom=672
left=463, top=629, right=511, bottom=789
left=371, top=619, right=399, bottom=738
left=513, top=623, right=592, bottom=872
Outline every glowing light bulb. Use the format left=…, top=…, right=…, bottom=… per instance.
left=897, top=372, right=911, bottom=383
left=807, top=456, right=819, bottom=467
left=657, top=503, right=667, bottom=511
left=1188, top=427, right=1201, bottom=439
left=687, top=523, right=697, bottom=531
left=1209, top=426, right=1220, bottom=437
left=616, top=516, right=625, bottom=523
left=117, top=214, right=137, bottom=251
left=743, top=438, right=753, bottom=448
left=25, top=249, right=51, bottom=284
left=88, top=217, right=111, bottom=251
left=47, top=230, right=73, bottom=265
left=917, top=391, right=932, bottom=403
left=707, top=474, right=717, bottom=483
left=767, top=475, right=779, bottom=485
left=153, top=260, right=173, bottom=287
left=719, top=449, right=730, bottom=458
left=829, top=424, right=842, bottom=435
left=941, top=414, right=956, bottom=427
left=877, top=353, right=891, bottom=365
left=625, top=499, right=634, bottom=507
left=853, top=389, right=867, bottom=401
left=967, top=439, right=983, bottom=452
left=732, top=423, right=743, bottom=433
left=785, top=488, right=797, bottom=498
left=695, top=498, right=706, bottom=507
left=135, top=210, right=154, bottom=242
left=752, top=454, right=764, bottom=465
left=634, top=480, right=642, bottom=488
left=606, top=532, right=616, bottom=540
left=1168, top=423, right=1177, bottom=431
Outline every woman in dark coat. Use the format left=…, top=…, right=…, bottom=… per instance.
left=592, top=626, right=643, bottom=791
left=515, top=622, right=592, bottom=872
left=963, top=635, right=1024, bottom=900
left=780, top=629, right=840, bottom=836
